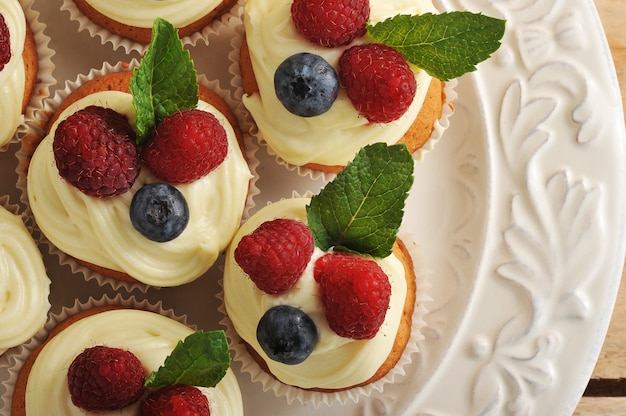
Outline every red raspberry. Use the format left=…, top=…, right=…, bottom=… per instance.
left=0, top=14, right=11, bottom=71
left=339, top=43, right=417, bottom=123
left=234, top=218, right=314, bottom=294
left=142, top=109, right=228, bottom=184
left=314, top=252, right=391, bottom=339
left=291, top=0, right=369, bottom=47
left=140, top=384, right=210, bottom=416
left=53, top=105, right=140, bottom=198
left=67, top=345, right=145, bottom=412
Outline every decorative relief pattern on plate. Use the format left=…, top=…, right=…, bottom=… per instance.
left=437, top=0, right=619, bottom=414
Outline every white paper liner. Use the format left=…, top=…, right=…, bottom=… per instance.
left=59, top=0, right=242, bottom=54
left=1, top=0, right=56, bottom=151
left=217, top=196, right=430, bottom=407
left=227, top=4, right=458, bottom=182
left=15, top=60, right=260, bottom=293
left=0, top=195, right=21, bottom=219
left=0, top=293, right=193, bottom=413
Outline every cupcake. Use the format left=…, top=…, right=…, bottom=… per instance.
left=0, top=0, right=54, bottom=150
left=236, top=0, right=503, bottom=174
left=223, top=143, right=426, bottom=404
left=8, top=296, right=244, bottom=415
left=20, top=19, right=255, bottom=288
left=0, top=197, right=50, bottom=356
left=62, top=0, right=239, bottom=52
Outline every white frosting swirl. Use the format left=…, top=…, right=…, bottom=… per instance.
left=84, top=0, right=224, bottom=28
left=0, top=205, right=50, bottom=355
left=242, top=0, right=438, bottom=167
left=25, top=309, right=243, bottom=415
left=27, top=90, right=252, bottom=286
left=0, top=0, right=27, bottom=147
left=224, top=198, right=408, bottom=389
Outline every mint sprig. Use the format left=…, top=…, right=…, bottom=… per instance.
left=367, top=12, right=506, bottom=81
left=130, top=18, right=199, bottom=145
left=306, top=143, right=414, bottom=258
left=144, top=330, right=231, bottom=388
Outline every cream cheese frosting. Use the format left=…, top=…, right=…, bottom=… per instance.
left=0, top=205, right=50, bottom=355
left=27, top=90, right=252, bottom=286
left=24, top=309, right=244, bottom=415
left=223, top=197, right=408, bottom=389
left=0, top=0, right=27, bottom=148
left=84, top=0, right=224, bottom=28
left=242, top=0, right=438, bottom=167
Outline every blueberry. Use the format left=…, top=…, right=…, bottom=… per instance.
left=256, top=305, right=318, bottom=365
left=130, top=183, right=189, bottom=242
left=274, top=52, right=338, bottom=117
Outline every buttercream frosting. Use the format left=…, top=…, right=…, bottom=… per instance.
left=84, top=0, right=224, bottom=28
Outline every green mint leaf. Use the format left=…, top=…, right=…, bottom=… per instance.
left=144, top=330, right=231, bottom=388
left=367, top=12, right=505, bottom=81
left=306, top=143, right=414, bottom=258
left=130, top=18, right=199, bottom=145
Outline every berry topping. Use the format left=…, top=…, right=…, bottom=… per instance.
left=291, top=0, right=370, bottom=47
left=53, top=105, right=140, bottom=198
left=256, top=305, right=318, bottom=365
left=274, top=52, right=339, bottom=117
left=338, top=44, right=417, bottom=123
left=140, top=384, right=210, bottom=416
left=67, top=345, right=145, bottom=412
left=142, top=109, right=228, bottom=184
left=234, top=218, right=314, bottom=294
left=314, top=252, right=391, bottom=339
left=130, top=183, right=190, bottom=242
left=0, top=14, right=10, bottom=71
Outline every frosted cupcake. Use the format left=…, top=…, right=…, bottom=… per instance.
left=0, top=196, right=50, bottom=356
left=235, top=0, right=503, bottom=175
left=62, top=0, right=239, bottom=52
left=0, top=0, right=54, bottom=150
left=7, top=296, right=243, bottom=415
left=19, top=19, right=256, bottom=288
left=223, top=143, right=428, bottom=405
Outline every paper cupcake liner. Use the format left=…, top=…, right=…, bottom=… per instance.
left=15, top=60, right=259, bottom=293
left=0, top=293, right=193, bottom=413
left=217, top=198, right=430, bottom=407
left=227, top=5, right=458, bottom=182
left=1, top=0, right=56, bottom=151
left=0, top=195, right=20, bottom=219
left=59, top=0, right=241, bottom=54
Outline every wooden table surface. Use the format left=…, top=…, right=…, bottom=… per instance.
left=574, top=1, right=626, bottom=413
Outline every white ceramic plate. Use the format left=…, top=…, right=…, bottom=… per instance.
left=0, top=0, right=624, bottom=415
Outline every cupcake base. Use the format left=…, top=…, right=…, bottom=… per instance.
left=220, top=225, right=429, bottom=407
left=16, top=60, right=259, bottom=291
